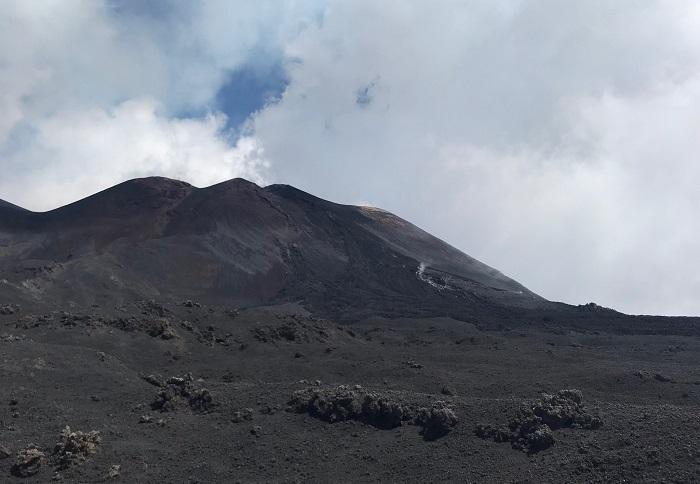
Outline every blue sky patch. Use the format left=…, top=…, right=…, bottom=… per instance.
left=215, top=61, right=289, bottom=132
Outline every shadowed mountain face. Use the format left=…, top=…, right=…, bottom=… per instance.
left=0, top=177, right=541, bottom=319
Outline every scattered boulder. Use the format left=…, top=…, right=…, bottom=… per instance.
left=475, top=389, right=601, bottom=453
left=291, top=385, right=364, bottom=424
left=140, top=300, right=169, bottom=317
left=146, top=319, right=178, bottom=339
left=530, top=389, right=602, bottom=430
left=11, top=445, right=45, bottom=477
left=259, top=405, right=280, bottom=415
left=416, top=401, right=459, bottom=440
left=0, top=304, right=19, bottom=315
left=252, top=315, right=331, bottom=343
left=141, top=374, right=164, bottom=387
left=0, top=444, right=11, bottom=459
left=151, top=373, right=216, bottom=413
left=59, top=312, right=96, bottom=328
left=290, top=385, right=457, bottom=438
left=654, top=373, right=673, bottom=383
left=0, top=333, right=27, bottom=343
left=106, top=464, right=121, bottom=479
left=188, top=388, right=214, bottom=412
left=232, top=408, right=254, bottom=423
left=509, top=416, right=554, bottom=453
left=108, top=316, right=178, bottom=339
left=361, top=392, right=409, bottom=429
left=51, top=426, right=101, bottom=470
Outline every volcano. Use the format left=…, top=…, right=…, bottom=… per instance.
left=0, top=176, right=542, bottom=319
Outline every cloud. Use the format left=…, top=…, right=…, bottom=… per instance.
left=1, top=99, right=267, bottom=210
left=0, top=0, right=323, bottom=207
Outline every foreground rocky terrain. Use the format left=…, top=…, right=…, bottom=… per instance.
left=1, top=301, right=699, bottom=482
left=1, top=178, right=699, bottom=482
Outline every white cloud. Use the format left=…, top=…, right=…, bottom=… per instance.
left=1, top=99, right=268, bottom=210
left=0, top=0, right=322, bottom=207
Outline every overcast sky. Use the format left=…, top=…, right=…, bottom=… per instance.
left=1, top=0, right=700, bottom=316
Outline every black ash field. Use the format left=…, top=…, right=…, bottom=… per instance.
left=1, top=178, right=699, bottom=482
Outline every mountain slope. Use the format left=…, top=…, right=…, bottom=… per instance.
left=0, top=177, right=541, bottom=318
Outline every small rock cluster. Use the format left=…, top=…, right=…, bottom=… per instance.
left=290, top=385, right=458, bottom=440
left=109, top=316, right=178, bottom=340
left=11, top=446, right=45, bottom=477
left=232, top=407, right=255, bottom=423
left=51, top=426, right=102, bottom=470
left=252, top=315, right=331, bottom=343
left=0, top=333, right=26, bottom=343
left=179, top=321, right=231, bottom=346
left=0, top=304, right=19, bottom=315
left=10, top=427, right=101, bottom=478
left=146, top=373, right=216, bottom=413
left=416, top=401, right=460, bottom=440
left=475, top=389, right=602, bottom=453
left=181, top=300, right=202, bottom=308
left=139, top=300, right=170, bottom=317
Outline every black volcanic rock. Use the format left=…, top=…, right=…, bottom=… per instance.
left=0, top=177, right=541, bottom=319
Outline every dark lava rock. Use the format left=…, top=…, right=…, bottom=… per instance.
left=11, top=445, right=45, bottom=477
left=151, top=373, right=216, bottom=413
left=0, top=304, right=19, bottom=315
left=291, top=385, right=364, bottom=423
left=476, top=418, right=553, bottom=454
left=252, top=315, right=331, bottom=343
left=106, top=464, right=121, bottom=479
left=232, top=408, right=254, bottom=423
left=108, top=317, right=178, bottom=339
left=51, top=426, right=101, bottom=470
left=654, top=373, right=673, bottom=383
left=0, top=444, right=12, bottom=459
left=531, top=389, right=603, bottom=430
left=476, top=389, right=601, bottom=453
left=141, top=374, right=164, bottom=387
left=290, top=385, right=458, bottom=437
left=140, top=300, right=169, bottom=317
left=361, top=392, right=409, bottom=429
left=509, top=416, right=554, bottom=453
left=415, top=401, right=459, bottom=440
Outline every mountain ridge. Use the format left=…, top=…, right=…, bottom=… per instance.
left=0, top=176, right=541, bottom=319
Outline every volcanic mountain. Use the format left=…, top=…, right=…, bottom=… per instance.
left=0, top=177, right=541, bottom=320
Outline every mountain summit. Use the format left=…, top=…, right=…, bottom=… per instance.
left=0, top=177, right=540, bottom=319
